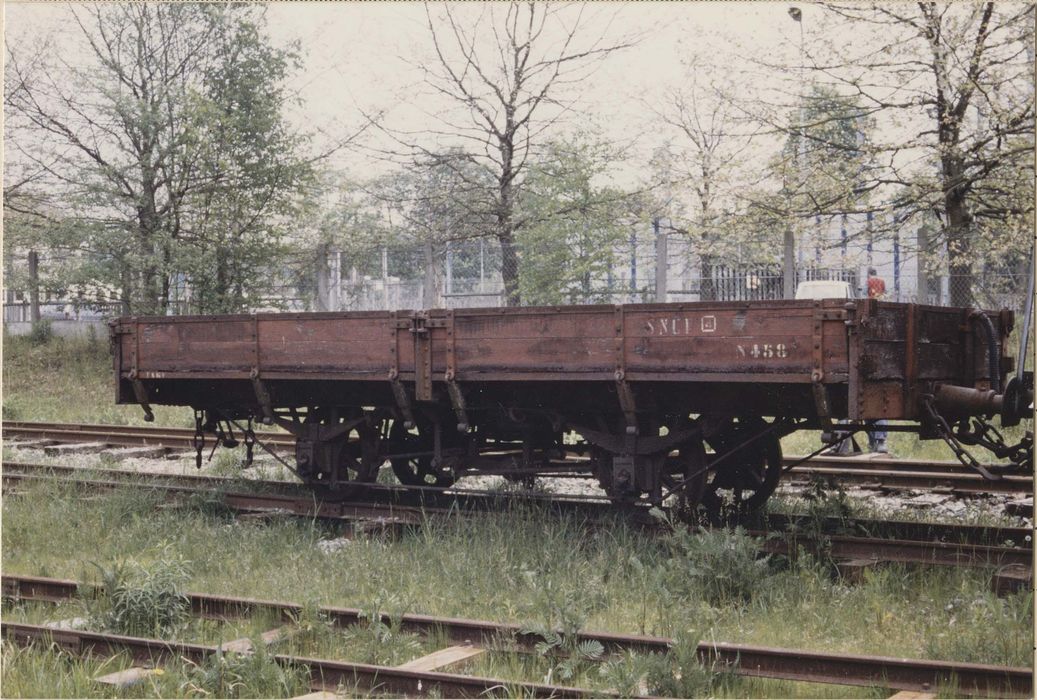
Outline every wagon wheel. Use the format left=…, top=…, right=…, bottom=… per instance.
left=339, top=422, right=382, bottom=492
left=662, top=438, right=709, bottom=519
left=593, top=441, right=707, bottom=514
left=306, top=421, right=381, bottom=496
left=388, top=419, right=456, bottom=488
left=701, top=417, right=783, bottom=514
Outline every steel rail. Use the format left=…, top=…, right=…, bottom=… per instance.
left=4, top=470, right=1032, bottom=574
left=2, top=575, right=1030, bottom=696
left=4, top=460, right=1032, bottom=546
left=1, top=472, right=437, bottom=525
left=7, top=421, right=1029, bottom=485
left=785, top=466, right=1033, bottom=494
left=1, top=621, right=599, bottom=699
left=785, top=454, right=1025, bottom=474
left=2, top=421, right=294, bottom=450
left=757, top=531, right=1032, bottom=568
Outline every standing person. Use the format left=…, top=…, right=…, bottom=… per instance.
left=867, top=267, right=886, bottom=300
left=866, top=267, right=888, bottom=453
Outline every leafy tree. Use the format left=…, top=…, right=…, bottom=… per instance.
left=651, top=59, right=764, bottom=299
left=368, top=153, right=496, bottom=305
left=515, top=138, right=634, bottom=305
left=5, top=4, right=314, bottom=314
left=778, top=84, right=876, bottom=221
left=172, top=12, right=314, bottom=313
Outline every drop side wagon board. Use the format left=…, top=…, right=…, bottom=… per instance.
left=111, top=298, right=1009, bottom=422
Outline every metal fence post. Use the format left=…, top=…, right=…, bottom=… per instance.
left=654, top=218, right=668, bottom=303
left=28, top=250, right=40, bottom=323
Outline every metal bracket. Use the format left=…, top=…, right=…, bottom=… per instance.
left=446, top=381, right=469, bottom=432
left=127, top=317, right=154, bottom=422
left=443, top=310, right=468, bottom=431
left=127, top=370, right=154, bottom=423
left=389, top=372, right=416, bottom=429
left=250, top=368, right=274, bottom=425
left=388, top=311, right=416, bottom=428
left=613, top=305, right=638, bottom=434
left=412, top=312, right=433, bottom=401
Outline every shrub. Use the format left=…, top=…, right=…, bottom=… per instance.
left=642, top=633, right=730, bottom=698
left=663, top=525, right=771, bottom=606
left=88, top=553, right=191, bottom=637
left=27, top=319, right=53, bottom=346
left=180, top=643, right=309, bottom=698
left=341, top=593, right=422, bottom=666
left=522, top=614, right=604, bottom=683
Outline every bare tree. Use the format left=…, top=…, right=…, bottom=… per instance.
left=651, top=61, right=759, bottom=299
left=388, top=2, right=634, bottom=305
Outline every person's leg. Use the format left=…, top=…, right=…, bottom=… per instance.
left=869, top=420, right=888, bottom=453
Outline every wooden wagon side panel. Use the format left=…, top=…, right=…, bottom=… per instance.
left=257, top=314, right=393, bottom=378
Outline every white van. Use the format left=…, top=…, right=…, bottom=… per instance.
left=794, top=280, right=854, bottom=300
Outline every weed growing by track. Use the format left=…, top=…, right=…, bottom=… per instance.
left=87, top=551, right=191, bottom=637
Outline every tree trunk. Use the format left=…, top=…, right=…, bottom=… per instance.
left=782, top=224, right=796, bottom=298
left=315, top=244, right=331, bottom=312
left=916, top=226, right=930, bottom=304
left=423, top=240, right=439, bottom=308
left=28, top=250, right=40, bottom=323
left=700, top=255, right=716, bottom=301
left=160, top=244, right=172, bottom=314
left=654, top=219, right=668, bottom=303
left=946, top=205, right=973, bottom=307
left=498, top=130, right=521, bottom=307
left=499, top=232, right=520, bottom=306
left=120, top=265, right=132, bottom=315
left=943, top=154, right=973, bottom=307
left=138, top=179, right=161, bottom=315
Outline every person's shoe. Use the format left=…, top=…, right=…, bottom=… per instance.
left=874, top=440, right=888, bottom=454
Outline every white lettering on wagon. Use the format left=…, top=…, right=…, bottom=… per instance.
left=643, top=316, right=714, bottom=336
left=736, top=343, right=788, bottom=359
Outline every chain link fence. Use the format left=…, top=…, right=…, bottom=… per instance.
left=317, top=229, right=1030, bottom=317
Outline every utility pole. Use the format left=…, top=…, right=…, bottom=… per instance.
left=785, top=5, right=805, bottom=299
left=654, top=217, right=668, bottom=302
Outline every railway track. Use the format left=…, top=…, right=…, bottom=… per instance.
left=2, top=459, right=1031, bottom=544
left=4, top=420, right=1032, bottom=495
left=4, top=464, right=1032, bottom=576
left=3, top=573, right=1031, bottom=697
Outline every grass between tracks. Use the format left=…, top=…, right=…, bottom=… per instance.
left=2, top=477, right=1032, bottom=698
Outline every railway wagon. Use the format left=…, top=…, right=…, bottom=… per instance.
left=110, top=298, right=1030, bottom=513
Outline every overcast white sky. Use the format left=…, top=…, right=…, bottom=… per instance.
left=260, top=2, right=801, bottom=177
left=4, top=1, right=808, bottom=182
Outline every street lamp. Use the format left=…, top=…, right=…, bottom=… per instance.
left=783, top=5, right=805, bottom=298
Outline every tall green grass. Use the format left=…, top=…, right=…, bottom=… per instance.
left=2, top=333, right=187, bottom=426
left=3, top=479, right=1031, bottom=672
